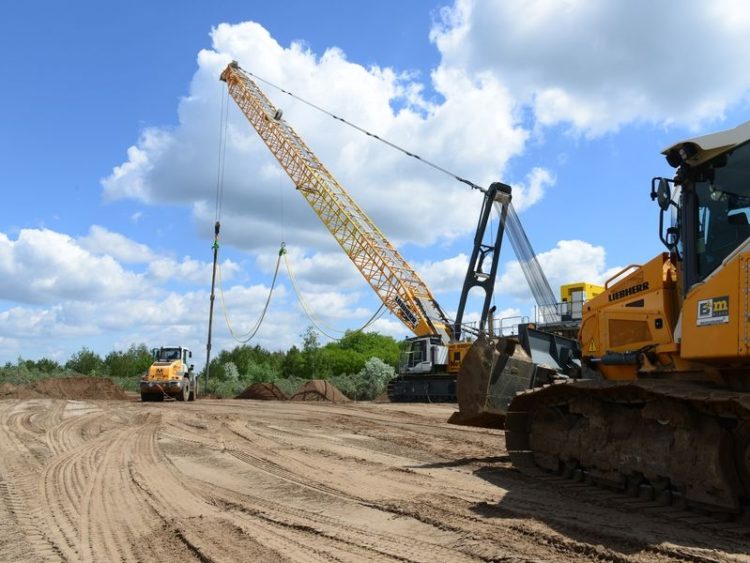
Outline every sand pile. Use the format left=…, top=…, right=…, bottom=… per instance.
left=0, top=377, right=128, bottom=400
left=290, top=379, right=350, bottom=403
left=236, top=382, right=288, bottom=400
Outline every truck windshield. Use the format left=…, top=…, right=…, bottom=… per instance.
left=156, top=348, right=181, bottom=362
left=692, top=141, right=750, bottom=281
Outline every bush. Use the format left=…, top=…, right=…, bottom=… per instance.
left=242, top=362, right=277, bottom=384
left=211, top=378, right=243, bottom=399
left=274, top=376, right=305, bottom=397
left=105, top=344, right=152, bottom=379
left=329, top=374, right=358, bottom=399
left=24, top=358, right=63, bottom=373
left=202, top=344, right=284, bottom=382
left=65, top=347, right=105, bottom=376
left=223, top=361, right=240, bottom=382
left=108, top=375, right=140, bottom=393
left=353, top=357, right=394, bottom=400
left=0, top=357, right=75, bottom=385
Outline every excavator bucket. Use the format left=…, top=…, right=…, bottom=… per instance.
left=448, top=334, right=541, bottom=428
left=449, top=327, right=571, bottom=428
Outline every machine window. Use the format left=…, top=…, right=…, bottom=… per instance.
left=694, top=141, right=750, bottom=280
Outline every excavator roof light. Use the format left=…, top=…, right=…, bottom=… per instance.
left=662, top=119, right=750, bottom=167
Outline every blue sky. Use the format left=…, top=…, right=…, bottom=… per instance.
left=1, top=0, right=749, bottom=366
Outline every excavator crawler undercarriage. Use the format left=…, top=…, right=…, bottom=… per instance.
left=506, top=379, right=750, bottom=516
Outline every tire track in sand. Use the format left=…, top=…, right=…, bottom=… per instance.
left=0, top=401, right=68, bottom=561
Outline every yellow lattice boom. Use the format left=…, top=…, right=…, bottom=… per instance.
left=220, top=62, right=452, bottom=341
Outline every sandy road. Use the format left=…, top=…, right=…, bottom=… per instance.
left=0, top=397, right=749, bottom=562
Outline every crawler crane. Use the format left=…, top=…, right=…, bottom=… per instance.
left=220, top=61, right=514, bottom=401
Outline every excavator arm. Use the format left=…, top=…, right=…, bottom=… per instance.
left=220, top=61, right=453, bottom=343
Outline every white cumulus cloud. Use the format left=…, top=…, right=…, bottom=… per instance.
left=78, top=225, right=157, bottom=263
left=101, top=19, right=534, bottom=257
left=496, top=239, right=621, bottom=303
left=431, top=0, right=750, bottom=135
left=0, top=229, right=148, bottom=305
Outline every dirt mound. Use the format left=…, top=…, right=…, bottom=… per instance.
left=290, top=379, right=350, bottom=403
left=0, top=382, right=25, bottom=398
left=236, top=382, right=288, bottom=400
left=0, top=377, right=128, bottom=400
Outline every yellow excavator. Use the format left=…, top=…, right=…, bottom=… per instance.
left=463, top=119, right=750, bottom=515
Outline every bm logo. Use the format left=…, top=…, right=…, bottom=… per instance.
left=697, top=296, right=729, bottom=326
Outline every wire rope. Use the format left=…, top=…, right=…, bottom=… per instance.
left=218, top=244, right=286, bottom=344
left=282, top=252, right=387, bottom=340
left=219, top=65, right=559, bottom=341
left=238, top=65, right=486, bottom=194
left=215, top=87, right=230, bottom=222
left=213, top=84, right=284, bottom=344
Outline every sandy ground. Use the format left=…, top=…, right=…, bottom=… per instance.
left=0, top=397, right=749, bottom=562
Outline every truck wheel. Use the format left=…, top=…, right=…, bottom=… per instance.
left=177, top=378, right=189, bottom=401
left=141, top=393, right=151, bottom=402
left=188, top=382, right=196, bottom=402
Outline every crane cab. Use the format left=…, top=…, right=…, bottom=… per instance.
left=399, top=336, right=448, bottom=374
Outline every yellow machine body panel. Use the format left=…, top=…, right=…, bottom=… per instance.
left=560, top=282, right=604, bottom=303
left=680, top=250, right=750, bottom=360
left=579, top=254, right=679, bottom=380
left=145, top=360, right=185, bottom=382
left=447, top=342, right=472, bottom=374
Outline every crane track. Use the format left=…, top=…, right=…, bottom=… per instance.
left=506, top=379, right=750, bottom=522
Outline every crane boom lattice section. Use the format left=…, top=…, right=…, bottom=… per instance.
left=220, top=62, right=451, bottom=340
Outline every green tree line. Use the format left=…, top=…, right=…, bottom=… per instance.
left=203, top=328, right=399, bottom=399
left=1, top=328, right=400, bottom=400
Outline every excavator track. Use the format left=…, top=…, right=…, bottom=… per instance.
left=505, top=379, right=750, bottom=517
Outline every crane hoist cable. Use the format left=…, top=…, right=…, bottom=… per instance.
left=282, top=251, right=387, bottom=340
left=237, top=66, right=559, bottom=317
left=218, top=243, right=286, bottom=344
left=215, top=87, right=230, bottom=222
left=205, top=87, right=232, bottom=389
left=211, top=85, right=284, bottom=345
left=242, top=69, right=486, bottom=194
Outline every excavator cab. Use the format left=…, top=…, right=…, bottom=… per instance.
left=581, top=125, right=750, bottom=376
left=661, top=126, right=750, bottom=292
left=388, top=336, right=456, bottom=401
